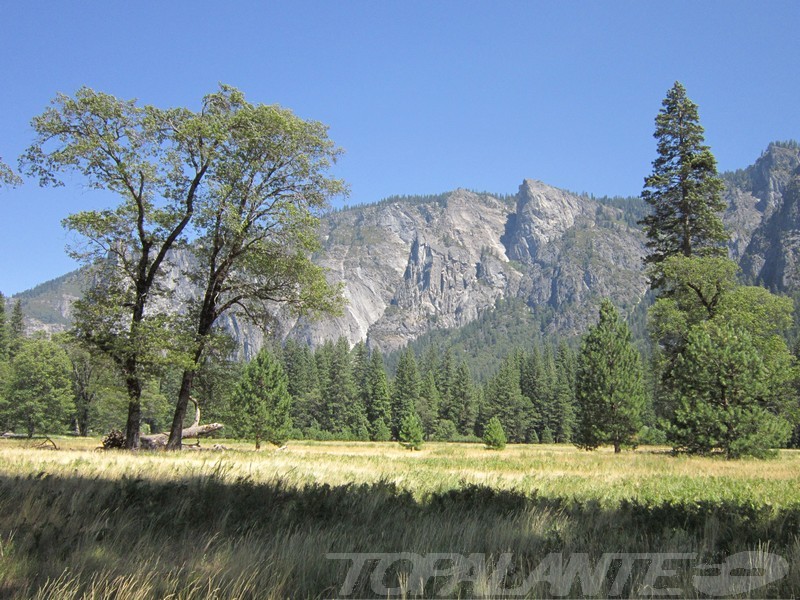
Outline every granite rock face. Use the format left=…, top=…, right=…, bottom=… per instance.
left=285, top=181, right=647, bottom=351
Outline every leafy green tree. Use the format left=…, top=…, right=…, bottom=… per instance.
left=391, top=348, right=421, bottom=439
left=576, top=300, right=646, bottom=453
left=22, top=87, right=237, bottom=448
left=0, top=157, right=21, bottom=188
left=231, top=348, right=292, bottom=449
left=165, top=87, right=345, bottom=449
left=483, top=416, right=507, bottom=450
left=7, top=338, right=74, bottom=437
left=669, top=321, right=793, bottom=458
left=651, top=257, right=798, bottom=457
left=61, top=337, right=122, bottom=436
left=640, top=82, right=727, bottom=288
left=398, top=411, right=424, bottom=451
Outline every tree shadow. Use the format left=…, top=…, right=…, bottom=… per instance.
left=0, top=472, right=796, bottom=598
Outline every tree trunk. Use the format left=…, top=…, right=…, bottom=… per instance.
left=146, top=397, right=222, bottom=449
left=614, top=441, right=621, bottom=454
left=124, top=364, right=142, bottom=450
left=166, top=369, right=196, bottom=450
left=141, top=423, right=224, bottom=449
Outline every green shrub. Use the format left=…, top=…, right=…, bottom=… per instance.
left=483, top=417, right=507, bottom=450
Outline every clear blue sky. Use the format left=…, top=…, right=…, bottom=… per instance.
left=1, top=1, right=799, bottom=295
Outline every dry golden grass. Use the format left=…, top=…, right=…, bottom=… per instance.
left=1, top=438, right=799, bottom=506
left=1, top=438, right=799, bottom=598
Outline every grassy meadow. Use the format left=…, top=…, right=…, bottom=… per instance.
left=0, top=438, right=798, bottom=598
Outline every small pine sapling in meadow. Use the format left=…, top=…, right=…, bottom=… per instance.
left=399, top=412, right=424, bottom=451
left=231, top=348, right=293, bottom=450
left=483, top=416, right=507, bottom=450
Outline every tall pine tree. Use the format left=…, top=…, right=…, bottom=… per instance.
left=0, top=293, right=7, bottom=360
left=8, top=300, right=24, bottom=359
left=366, top=350, right=392, bottom=441
left=391, top=348, right=421, bottom=439
left=640, top=82, right=727, bottom=288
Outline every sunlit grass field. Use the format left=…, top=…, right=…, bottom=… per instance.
left=1, top=438, right=799, bottom=598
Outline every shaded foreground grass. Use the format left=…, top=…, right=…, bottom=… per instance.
left=0, top=440, right=799, bottom=598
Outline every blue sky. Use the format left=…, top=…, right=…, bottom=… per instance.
left=1, top=0, right=799, bottom=295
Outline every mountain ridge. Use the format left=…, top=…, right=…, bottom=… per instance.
left=9, top=141, right=800, bottom=356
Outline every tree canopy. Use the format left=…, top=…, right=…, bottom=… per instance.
left=21, top=85, right=345, bottom=448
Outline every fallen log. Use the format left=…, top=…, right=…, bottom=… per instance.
left=140, top=422, right=224, bottom=449
left=140, top=396, right=223, bottom=449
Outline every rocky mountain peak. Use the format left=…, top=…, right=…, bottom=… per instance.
left=505, top=180, right=594, bottom=263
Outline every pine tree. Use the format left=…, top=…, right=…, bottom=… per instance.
left=391, top=348, right=421, bottom=439
left=417, top=371, right=441, bottom=436
left=485, top=355, right=532, bottom=443
left=231, top=348, right=292, bottom=449
left=450, top=361, right=477, bottom=436
left=8, top=300, right=24, bottom=359
left=575, top=300, right=646, bottom=453
left=552, top=343, right=577, bottom=443
left=669, top=321, right=792, bottom=458
left=322, top=337, right=368, bottom=438
left=0, top=292, right=7, bottom=360
left=366, top=350, right=392, bottom=441
left=398, top=411, right=424, bottom=450
left=640, top=82, right=728, bottom=287
left=434, top=346, right=455, bottom=414
left=282, top=340, right=320, bottom=432
left=483, top=416, right=507, bottom=450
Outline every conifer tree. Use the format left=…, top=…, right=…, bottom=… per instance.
left=282, top=340, right=320, bottom=432
left=670, top=321, right=793, bottom=458
left=8, top=300, right=24, bottom=359
left=398, top=411, right=424, bottom=450
left=321, top=337, right=368, bottom=438
left=552, top=343, right=577, bottom=443
left=351, top=341, right=371, bottom=415
left=483, top=416, right=507, bottom=450
left=417, top=371, right=441, bottom=436
left=485, top=355, right=532, bottom=443
left=0, top=292, right=7, bottom=361
left=450, top=360, right=477, bottom=436
left=391, top=348, right=421, bottom=438
left=640, top=82, right=727, bottom=287
left=231, top=348, right=292, bottom=449
left=366, top=350, right=392, bottom=441
left=576, top=300, right=646, bottom=453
